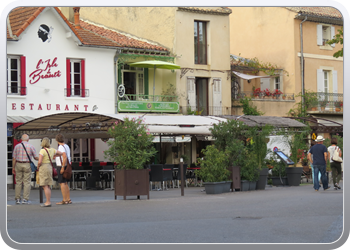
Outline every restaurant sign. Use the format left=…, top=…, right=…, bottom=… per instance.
left=118, top=101, right=179, bottom=113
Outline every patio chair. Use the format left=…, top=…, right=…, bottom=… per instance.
left=173, top=164, right=188, bottom=188
left=150, top=164, right=165, bottom=190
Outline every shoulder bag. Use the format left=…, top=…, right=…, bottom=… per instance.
left=331, top=146, right=343, bottom=163
left=44, top=148, right=58, bottom=178
left=61, top=144, right=72, bottom=180
left=21, top=143, right=37, bottom=172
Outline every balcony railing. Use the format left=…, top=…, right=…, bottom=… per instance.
left=7, top=86, right=26, bottom=95
left=233, top=91, right=295, bottom=101
left=120, top=94, right=178, bottom=102
left=179, top=106, right=232, bottom=116
left=65, top=88, right=89, bottom=97
left=308, top=92, right=343, bottom=112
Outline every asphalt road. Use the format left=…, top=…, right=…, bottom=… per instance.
left=5, top=182, right=344, bottom=245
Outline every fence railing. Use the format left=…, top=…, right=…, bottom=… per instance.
left=309, top=92, right=343, bottom=111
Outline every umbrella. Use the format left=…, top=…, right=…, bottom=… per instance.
left=128, top=60, right=180, bottom=100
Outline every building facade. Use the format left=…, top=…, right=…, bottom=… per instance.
left=229, top=7, right=343, bottom=137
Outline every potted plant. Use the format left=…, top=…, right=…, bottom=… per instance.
left=263, top=88, right=272, bottom=98
left=268, top=159, right=288, bottom=186
left=319, top=100, right=328, bottom=110
left=104, top=116, right=157, bottom=200
left=196, top=145, right=231, bottom=194
left=334, top=101, right=342, bottom=111
left=246, top=124, right=274, bottom=190
left=272, top=89, right=283, bottom=99
left=210, top=119, right=250, bottom=191
left=240, top=155, right=260, bottom=191
left=253, top=87, right=262, bottom=98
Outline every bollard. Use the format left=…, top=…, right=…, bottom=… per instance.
left=180, top=158, right=184, bottom=196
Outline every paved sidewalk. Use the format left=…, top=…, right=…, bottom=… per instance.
left=5, top=182, right=344, bottom=245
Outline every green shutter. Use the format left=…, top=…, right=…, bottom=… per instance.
left=118, top=64, right=122, bottom=84
left=144, top=68, right=149, bottom=97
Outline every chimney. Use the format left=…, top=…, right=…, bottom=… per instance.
left=73, top=7, right=81, bottom=29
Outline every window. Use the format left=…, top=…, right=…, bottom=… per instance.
left=275, top=76, right=280, bottom=90
left=317, top=24, right=335, bottom=47
left=66, top=59, right=86, bottom=97
left=121, top=64, right=145, bottom=99
left=7, top=55, right=26, bottom=95
left=194, top=21, right=207, bottom=64
left=323, top=70, right=329, bottom=93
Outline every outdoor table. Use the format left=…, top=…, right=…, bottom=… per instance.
left=99, top=169, right=115, bottom=190
left=72, top=170, right=91, bottom=190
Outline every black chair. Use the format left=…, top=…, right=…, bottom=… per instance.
left=87, top=166, right=103, bottom=189
left=150, top=164, right=164, bottom=190
left=81, top=161, right=92, bottom=170
left=92, top=161, right=101, bottom=167
left=163, top=164, right=175, bottom=189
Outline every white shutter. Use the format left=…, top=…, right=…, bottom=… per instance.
left=187, top=77, right=196, bottom=111
left=137, top=73, right=144, bottom=96
left=333, top=70, right=338, bottom=101
left=317, top=69, right=324, bottom=93
left=317, top=25, right=323, bottom=45
left=260, top=78, right=270, bottom=91
left=213, top=78, right=222, bottom=115
left=331, top=26, right=336, bottom=47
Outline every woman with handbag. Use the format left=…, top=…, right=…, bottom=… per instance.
left=55, top=133, right=72, bottom=205
left=328, top=137, right=342, bottom=190
left=37, top=137, right=63, bottom=207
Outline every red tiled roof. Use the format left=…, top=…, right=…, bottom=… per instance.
left=7, top=7, right=168, bottom=52
left=286, top=7, right=342, bottom=19
left=178, top=7, right=232, bottom=15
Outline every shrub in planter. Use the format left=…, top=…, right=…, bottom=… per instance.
left=240, top=154, right=259, bottom=191
left=196, top=145, right=230, bottom=194
left=104, top=117, right=157, bottom=200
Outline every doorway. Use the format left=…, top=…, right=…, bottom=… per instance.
left=196, top=78, right=208, bottom=115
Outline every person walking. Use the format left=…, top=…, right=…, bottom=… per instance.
left=37, top=137, right=63, bottom=207
left=55, top=133, right=72, bottom=205
left=307, top=141, right=322, bottom=188
left=328, top=137, right=342, bottom=190
left=12, top=134, right=39, bottom=204
left=308, top=135, right=330, bottom=191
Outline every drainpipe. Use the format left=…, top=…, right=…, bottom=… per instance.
left=300, top=15, right=307, bottom=109
left=114, top=49, right=122, bottom=113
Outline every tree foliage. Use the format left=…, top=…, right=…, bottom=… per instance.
left=327, top=27, right=343, bottom=58
left=239, top=97, right=264, bottom=116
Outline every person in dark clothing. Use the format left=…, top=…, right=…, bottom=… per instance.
left=308, top=135, right=330, bottom=191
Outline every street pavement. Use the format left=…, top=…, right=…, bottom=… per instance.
left=5, top=181, right=344, bottom=246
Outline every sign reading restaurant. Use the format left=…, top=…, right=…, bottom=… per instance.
left=11, top=103, right=90, bottom=111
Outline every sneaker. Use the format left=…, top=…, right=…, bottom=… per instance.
left=22, top=199, right=31, bottom=204
left=335, top=183, right=341, bottom=190
left=15, top=199, right=21, bottom=204
left=324, top=187, right=331, bottom=191
left=334, top=187, right=338, bottom=190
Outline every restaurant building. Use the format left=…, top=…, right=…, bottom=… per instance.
left=6, top=6, right=171, bottom=185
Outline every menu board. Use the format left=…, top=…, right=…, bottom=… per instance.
left=275, top=151, right=295, bottom=165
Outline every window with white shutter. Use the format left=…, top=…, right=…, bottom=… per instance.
left=212, top=78, right=222, bottom=115
left=187, top=77, right=196, bottom=111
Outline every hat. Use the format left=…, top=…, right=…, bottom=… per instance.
left=315, top=135, right=325, bottom=142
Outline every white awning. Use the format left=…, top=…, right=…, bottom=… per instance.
left=232, top=71, right=276, bottom=80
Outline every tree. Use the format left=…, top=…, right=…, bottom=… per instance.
left=327, top=27, right=343, bottom=58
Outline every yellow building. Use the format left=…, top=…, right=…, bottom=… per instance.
left=60, top=7, right=232, bottom=116
left=229, top=7, right=343, bottom=137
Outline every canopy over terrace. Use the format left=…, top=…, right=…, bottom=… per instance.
left=12, top=112, right=228, bottom=140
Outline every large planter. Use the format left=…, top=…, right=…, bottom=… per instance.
left=249, top=181, right=257, bottom=190
left=240, top=180, right=250, bottom=191
left=285, top=167, right=303, bottom=186
left=114, top=169, right=149, bottom=200
left=256, top=168, right=269, bottom=190
left=223, top=181, right=233, bottom=193
left=269, top=176, right=288, bottom=186
left=203, top=181, right=226, bottom=194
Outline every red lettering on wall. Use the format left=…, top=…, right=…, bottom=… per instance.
left=84, top=105, right=88, bottom=111
left=74, top=105, right=79, bottom=111
left=65, top=105, right=69, bottom=111
left=47, top=104, right=51, bottom=110
left=29, top=57, right=61, bottom=84
left=21, top=103, right=25, bottom=110
left=29, top=103, right=34, bottom=110
left=38, top=104, right=42, bottom=110
left=56, top=104, right=60, bottom=111
left=12, top=103, right=16, bottom=110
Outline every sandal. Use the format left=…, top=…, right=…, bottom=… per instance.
left=56, top=200, right=68, bottom=205
left=67, top=199, right=72, bottom=204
